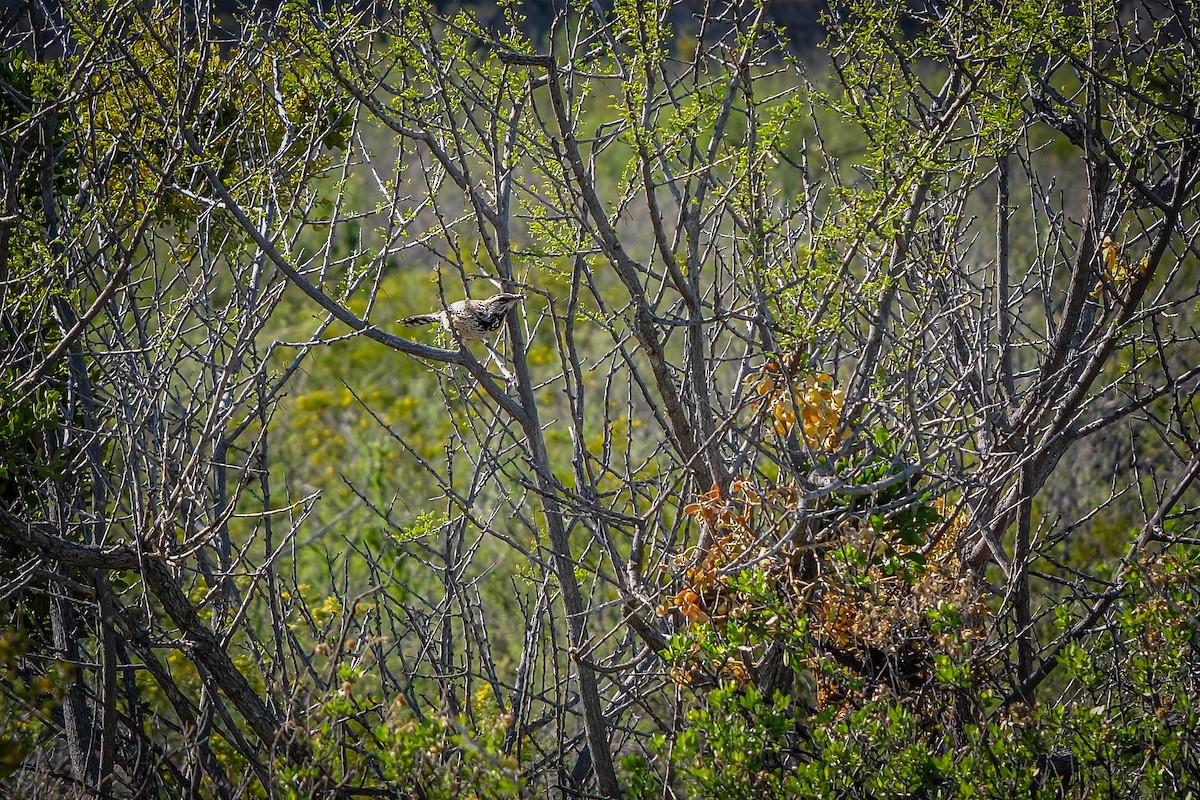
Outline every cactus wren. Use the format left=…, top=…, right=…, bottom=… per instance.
left=397, top=292, right=524, bottom=341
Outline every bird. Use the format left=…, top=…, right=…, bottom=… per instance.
left=397, top=292, right=525, bottom=342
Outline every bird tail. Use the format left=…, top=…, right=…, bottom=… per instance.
left=397, top=313, right=441, bottom=327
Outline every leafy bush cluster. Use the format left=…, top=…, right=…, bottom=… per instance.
left=640, top=488, right=1198, bottom=799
